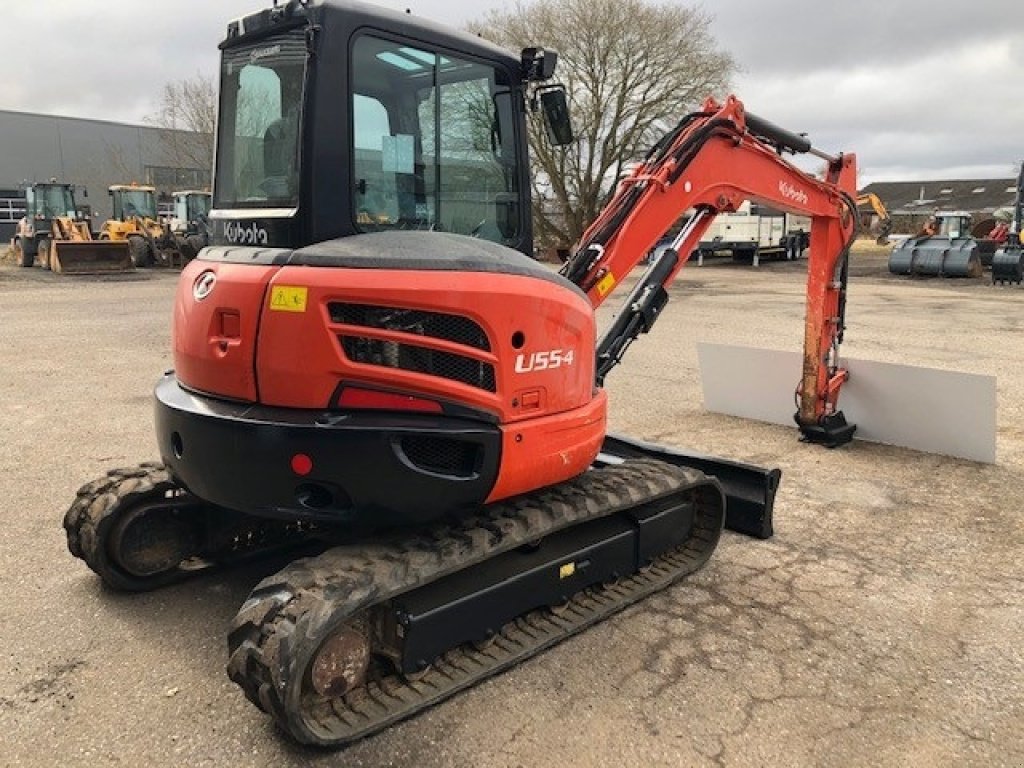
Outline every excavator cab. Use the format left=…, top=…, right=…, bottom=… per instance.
left=210, top=1, right=556, bottom=252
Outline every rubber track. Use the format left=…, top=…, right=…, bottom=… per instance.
left=226, top=458, right=724, bottom=746
left=63, top=462, right=317, bottom=592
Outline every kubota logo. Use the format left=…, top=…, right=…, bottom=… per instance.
left=225, top=221, right=268, bottom=245
left=779, top=181, right=809, bottom=206
left=193, top=271, right=216, bottom=301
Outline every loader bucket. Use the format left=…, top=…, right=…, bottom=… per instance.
left=51, top=240, right=134, bottom=274
left=888, top=236, right=982, bottom=278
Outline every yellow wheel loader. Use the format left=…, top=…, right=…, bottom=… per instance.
left=100, top=184, right=181, bottom=267
left=12, top=181, right=133, bottom=274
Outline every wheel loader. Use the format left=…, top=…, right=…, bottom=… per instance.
left=64, top=0, right=862, bottom=747
left=888, top=210, right=983, bottom=277
left=100, top=184, right=181, bottom=267
left=168, top=190, right=211, bottom=262
left=11, top=181, right=132, bottom=274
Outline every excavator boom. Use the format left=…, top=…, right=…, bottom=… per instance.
left=562, top=96, right=859, bottom=444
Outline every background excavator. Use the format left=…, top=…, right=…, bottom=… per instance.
left=12, top=181, right=132, bottom=273
left=855, top=192, right=892, bottom=245
left=64, top=0, right=858, bottom=747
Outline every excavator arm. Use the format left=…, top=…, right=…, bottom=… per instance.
left=561, top=95, right=859, bottom=446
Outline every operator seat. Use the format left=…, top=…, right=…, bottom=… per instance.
left=262, top=110, right=299, bottom=199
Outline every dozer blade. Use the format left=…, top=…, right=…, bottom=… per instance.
left=51, top=241, right=134, bottom=274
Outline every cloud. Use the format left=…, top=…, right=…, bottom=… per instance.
left=2, top=0, right=1020, bottom=184
left=707, top=1, right=1024, bottom=182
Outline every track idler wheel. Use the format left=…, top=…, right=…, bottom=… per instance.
left=310, top=618, right=372, bottom=697
left=108, top=503, right=202, bottom=579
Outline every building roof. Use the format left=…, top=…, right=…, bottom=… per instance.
left=860, top=178, right=1017, bottom=215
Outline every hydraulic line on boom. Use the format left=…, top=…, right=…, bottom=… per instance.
left=563, top=96, right=860, bottom=446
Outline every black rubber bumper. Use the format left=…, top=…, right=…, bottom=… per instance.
left=154, top=374, right=501, bottom=525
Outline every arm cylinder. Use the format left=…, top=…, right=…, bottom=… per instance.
left=744, top=112, right=812, bottom=154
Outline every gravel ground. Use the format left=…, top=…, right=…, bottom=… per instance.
left=1, top=244, right=1022, bottom=767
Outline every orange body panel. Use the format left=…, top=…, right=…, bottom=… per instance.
left=253, top=266, right=596, bottom=422
left=171, top=257, right=605, bottom=502
left=486, top=390, right=607, bottom=503
left=173, top=260, right=278, bottom=402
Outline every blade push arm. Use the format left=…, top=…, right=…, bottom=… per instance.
left=560, top=95, right=859, bottom=446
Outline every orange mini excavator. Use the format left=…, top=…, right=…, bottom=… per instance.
left=64, top=0, right=857, bottom=746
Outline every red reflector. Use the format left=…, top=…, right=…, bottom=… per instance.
left=338, top=387, right=443, bottom=413
left=291, top=453, right=313, bottom=476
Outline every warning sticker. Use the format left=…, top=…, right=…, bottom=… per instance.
left=269, top=285, right=308, bottom=313
left=596, top=273, right=616, bottom=297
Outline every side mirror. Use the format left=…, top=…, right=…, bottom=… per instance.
left=540, top=87, right=573, bottom=146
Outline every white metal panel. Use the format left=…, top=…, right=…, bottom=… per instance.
left=697, top=342, right=996, bottom=463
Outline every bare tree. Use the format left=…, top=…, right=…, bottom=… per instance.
left=470, top=0, right=736, bottom=247
left=147, top=73, right=217, bottom=175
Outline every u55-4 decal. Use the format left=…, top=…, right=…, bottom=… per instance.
left=514, top=349, right=575, bottom=373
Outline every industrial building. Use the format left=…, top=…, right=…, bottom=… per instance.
left=860, top=177, right=1018, bottom=233
left=0, top=109, right=210, bottom=241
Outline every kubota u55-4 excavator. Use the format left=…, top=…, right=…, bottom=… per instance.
left=64, top=0, right=858, bottom=746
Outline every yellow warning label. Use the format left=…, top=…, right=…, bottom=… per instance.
left=596, top=273, right=616, bottom=297
left=559, top=562, right=576, bottom=579
left=269, top=285, right=308, bottom=313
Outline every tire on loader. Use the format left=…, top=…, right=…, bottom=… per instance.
left=14, top=239, right=33, bottom=268
left=128, top=235, right=151, bottom=268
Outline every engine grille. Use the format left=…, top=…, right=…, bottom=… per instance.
left=333, top=302, right=495, bottom=393
left=399, top=436, right=481, bottom=478
left=340, top=337, right=496, bottom=392
left=328, top=303, right=490, bottom=351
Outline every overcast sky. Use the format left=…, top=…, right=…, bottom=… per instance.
left=3, top=0, right=1022, bottom=185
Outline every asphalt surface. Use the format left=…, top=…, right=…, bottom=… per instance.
left=1, top=246, right=1022, bottom=767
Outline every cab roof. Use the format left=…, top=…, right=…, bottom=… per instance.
left=223, top=0, right=520, bottom=73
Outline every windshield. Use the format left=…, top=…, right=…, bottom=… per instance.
left=215, top=32, right=306, bottom=208
left=34, top=185, right=76, bottom=218
left=120, top=189, right=156, bottom=219
left=188, top=194, right=211, bottom=221
left=352, top=35, right=520, bottom=245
